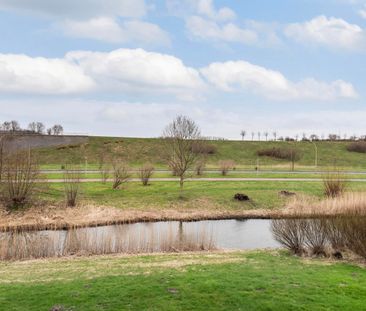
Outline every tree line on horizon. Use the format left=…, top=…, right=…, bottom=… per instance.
left=240, top=130, right=363, bottom=142
left=0, top=120, right=63, bottom=136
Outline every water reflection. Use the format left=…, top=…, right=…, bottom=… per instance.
left=0, top=219, right=279, bottom=260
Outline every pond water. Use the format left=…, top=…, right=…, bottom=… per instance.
left=0, top=219, right=280, bottom=260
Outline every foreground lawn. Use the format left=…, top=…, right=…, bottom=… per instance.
left=1, top=251, right=366, bottom=310
left=44, top=180, right=366, bottom=210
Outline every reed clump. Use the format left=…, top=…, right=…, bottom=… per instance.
left=273, top=192, right=366, bottom=260
left=322, top=171, right=347, bottom=198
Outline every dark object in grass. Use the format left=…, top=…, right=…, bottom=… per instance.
left=279, top=190, right=296, bottom=197
left=234, top=193, right=250, bottom=201
left=332, top=251, right=343, bottom=260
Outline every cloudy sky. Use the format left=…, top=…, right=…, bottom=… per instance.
left=0, top=0, right=365, bottom=138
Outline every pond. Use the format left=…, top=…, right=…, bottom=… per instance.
left=0, top=219, right=280, bottom=260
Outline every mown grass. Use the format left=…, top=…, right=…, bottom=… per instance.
left=34, top=136, right=366, bottom=170
left=41, top=171, right=366, bottom=180
left=43, top=180, right=366, bottom=210
left=1, top=250, right=366, bottom=311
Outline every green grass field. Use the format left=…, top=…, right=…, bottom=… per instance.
left=1, top=250, right=365, bottom=311
left=34, top=136, right=366, bottom=170
left=44, top=180, right=366, bottom=210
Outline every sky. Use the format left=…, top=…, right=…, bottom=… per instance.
left=0, top=0, right=365, bottom=139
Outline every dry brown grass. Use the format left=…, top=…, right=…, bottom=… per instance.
left=0, top=202, right=279, bottom=232
left=283, top=192, right=366, bottom=217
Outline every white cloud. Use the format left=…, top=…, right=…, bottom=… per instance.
left=62, top=17, right=170, bottom=46
left=0, top=0, right=147, bottom=18
left=359, top=6, right=366, bottom=18
left=201, top=60, right=358, bottom=101
left=186, top=16, right=258, bottom=44
left=66, top=48, right=205, bottom=96
left=167, top=0, right=235, bottom=21
left=194, top=0, right=236, bottom=21
left=0, top=54, right=94, bottom=94
left=284, top=15, right=366, bottom=50
left=0, top=48, right=357, bottom=102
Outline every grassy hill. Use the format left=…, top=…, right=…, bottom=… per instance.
left=33, top=136, right=366, bottom=170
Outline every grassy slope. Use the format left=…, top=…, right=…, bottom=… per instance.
left=34, top=136, right=366, bottom=170
left=44, top=181, right=366, bottom=210
left=1, top=251, right=366, bottom=311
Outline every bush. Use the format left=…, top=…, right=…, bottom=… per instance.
left=1, top=151, right=40, bottom=210
left=191, top=143, right=216, bottom=155
left=112, top=162, right=130, bottom=189
left=195, top=160, right=206, bottom=176
left=303, top=218, right=327, bottom=256
left=271, top=218, right=306, bottom=255
left=138, top=163, right=154, bottom=186
left=322, top=172, right=346, bottom=198
left=219, top=160, right=235, bottom=176
left=336, top=216, right=366, bottom=259
left=257, top=147, right=302, bottom=161
left=63, top=168, right=81, bottom=207
left=346, top=141, right=366, bottom=153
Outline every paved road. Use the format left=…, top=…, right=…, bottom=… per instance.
left=42, top=177, right=366, bottom=183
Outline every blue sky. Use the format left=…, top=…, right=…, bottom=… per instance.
left=0, top=0, right=365, bottom=139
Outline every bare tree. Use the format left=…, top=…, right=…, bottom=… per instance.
left=52, top=124, right=64, bottom=135
left=1, top=150, right=40, bottom=209
left=138, top=163, right=154, bottom=186
left=112, top=162, right=130, bottom=189
left=219, top=160, right=235, bottom=176
left=195, top=159, right=206, bottom=176
left=47, top=128, right=52, bottom=135
left=2, top=121, right=11, bottom=131
left=63, top=168, right=81, bottom=207
left=251, top=132, right=255, bottom=141
left=289, top=148, right=302, bottom=171
left=162, top=115, right=201, bottom=190
left=36, top=122, right=45, bottom=134
left=264, top=131, right=269, bottom=141
left=100, top=165, right=110, bottom=183
left=273, top=131, right=277, bottom=141
left=240, top=130, right=246, bottom=141
left=10, top=120, right=21, bottom=132
left=257, top=132, right=261, bottom=141
left=0, top=134, right=9, bottom=181
left=28, top=122, right=37, bottom=133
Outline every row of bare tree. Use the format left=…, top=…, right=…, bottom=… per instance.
left=240, top=130, right=365, bottom=142
left=0, top=120, right=63, bottom=135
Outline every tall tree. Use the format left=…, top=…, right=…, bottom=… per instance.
left=162, top=115, right=201, bottom=190
left=240, top=130, right=246, bottom=140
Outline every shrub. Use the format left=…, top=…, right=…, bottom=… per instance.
left=195, top=160, right=206, bottom=176
left=112, top=162, right=130, bottom=189
left=322, top=172, right=346, bottom=198
left=303, top=218, right=327, bottom=256
left=257, top=147, right=302, bottom=171
left=346, top=141, right=366, bottom=153
left=138, top=163, right=154, bottom=186
left=63, top=168, right=81, bottom=207
left=191, top=143, right=217, bottom=155
left=336, top=216, right=366, bottom=259
left=1, top=150, right=40, bottom=210
left=219, top=160, right=235, bottom=176
left=271, top=218, right=306, bottom=255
